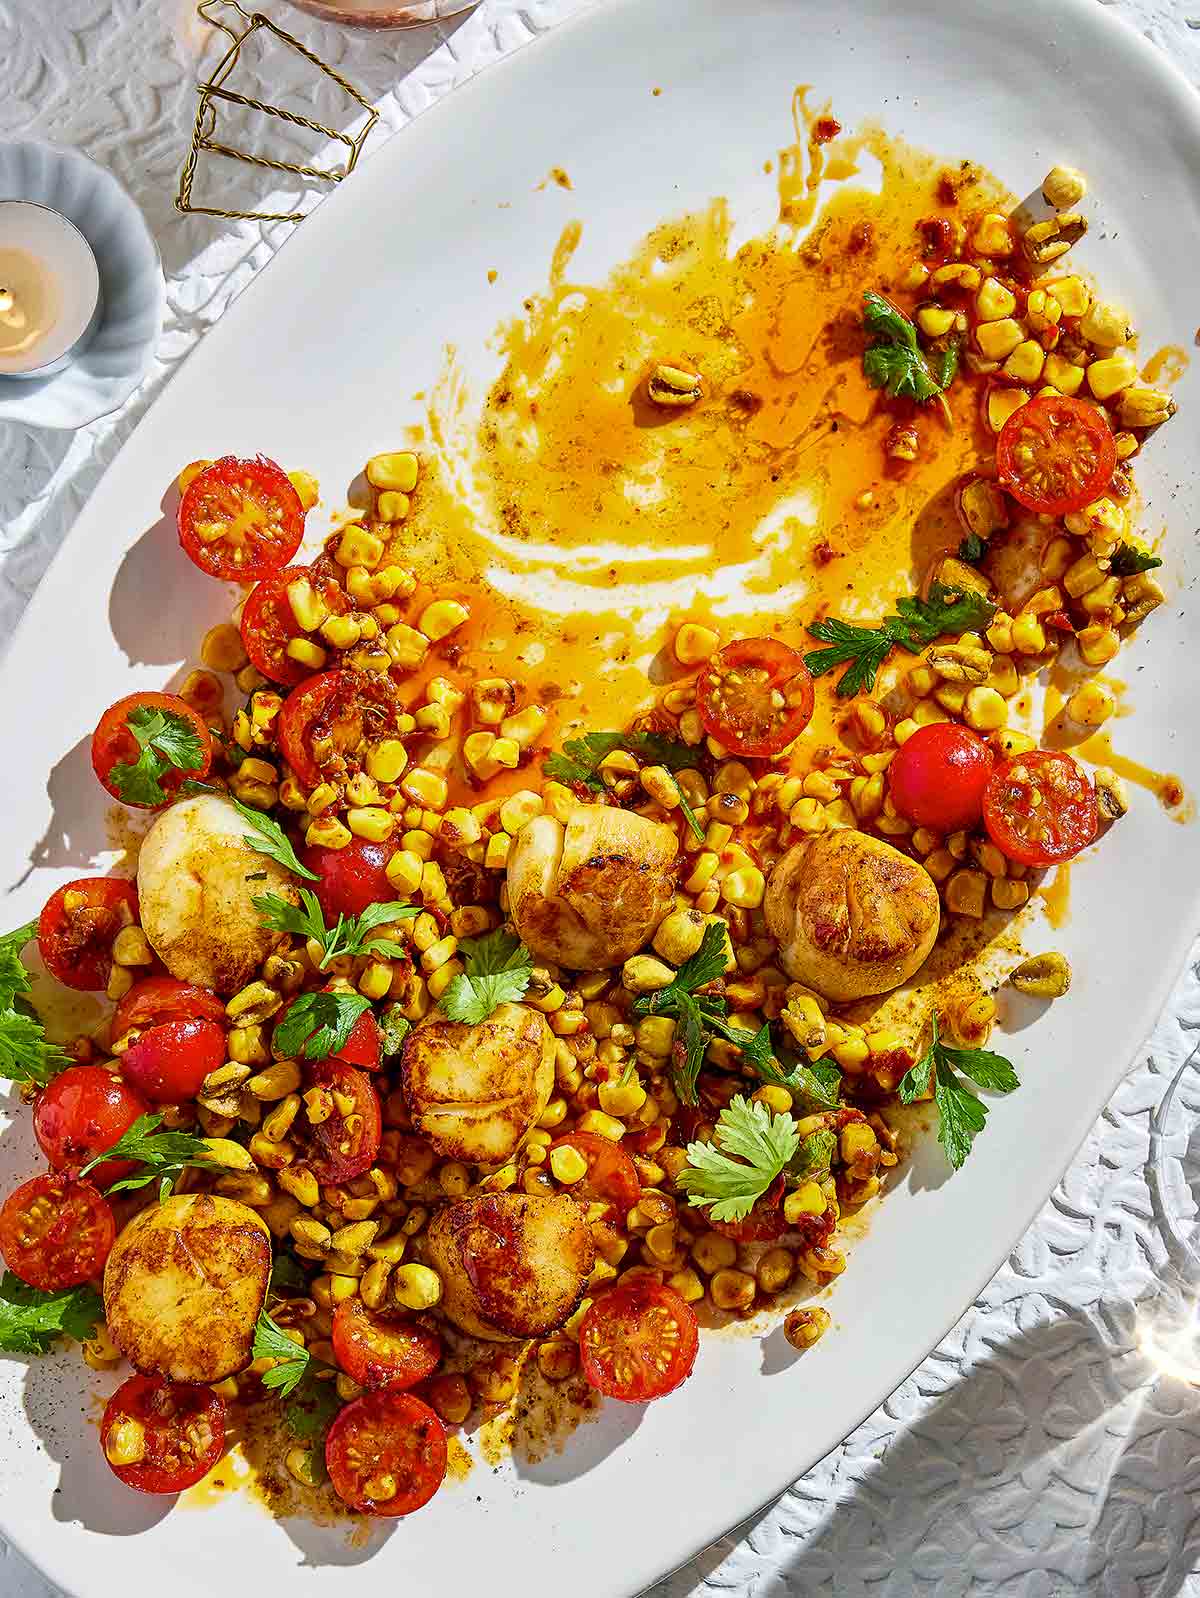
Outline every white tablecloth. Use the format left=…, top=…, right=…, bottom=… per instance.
left=2, top=2, right=1200, bottom=1594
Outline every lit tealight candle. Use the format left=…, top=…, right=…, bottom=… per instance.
left=0, top=201, right=101, bottom=379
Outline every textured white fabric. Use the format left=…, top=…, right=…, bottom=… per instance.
left=1, top=2, right=1199, bottom=1594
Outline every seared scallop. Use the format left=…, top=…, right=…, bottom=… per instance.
left=402, top=1002, right=554, bottom=1167
left=507, top=805, right=677, bottom=970
left=424, top=1192, right=594, bottom=1342
left=137, top=792, right=298, bottom=994
left=764, top=829, right=940, bottom=1002
left=103, top=1192, right=272, bottom=1383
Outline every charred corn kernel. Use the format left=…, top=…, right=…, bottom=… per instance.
left=104, top=1417, right=147, bottom=1467
left=496, top=704, right=547, bottom=751
left=691, top=1232, right=737, bottom=1276
left=945, top=868, right=987, bottom=918
left=1011, top=613, right=1047, bottom=655
left=330, top=1221, right=378, bottom=1257
left=248, top=1059, right=302, bottom=1101
left=365, top=1231, right=409, bottom=1266
left=1122, top=571, right=1166, bottom=624
left=801, top=770, right=839, bottom=802
left=598, top=1079, right=647, bottom=1118
left=226, top=980, right=282, bottom=1025
left=1067, top=681, right=1114, bottom=728
left=286, top=637, right=327, bottom=671
left=652, top=908, right=705, bottom=964
left=1010, top=950, right=1071, bottom=998
left=279, top=776, right=308, bottom=812
left=1024, top=212, right=1087, bottom=265
left=994, top=729, right=1037, bottom=760
left=975, top=318, right=1023, bottom=362
left=1025, top=289, right=1062, bottom=334
left=226, top=1023, right=269, bottom=1067
left=109, top=924, right=153, bottom=969
left=391, top=1263, right=442, bottom=1312
left=1077, top=624, right=1120, bottom=666
left=974, top=276, right=1016, bottom=322
left=400, top=767, right=447, bottom=811
left=1041, top=164, right=1087, bottom=208
left=991, top=878, right=1029, bottom=909
left=784, top=1306, right=831, bottom=1349
left=1003, top=339, right=1045, bottom=383
left=1042, top=351, right=1084, bottom=395
left=674, top=622, right=720, bottom=665
left=969, top=839, right=1006, bottom=879
left=384, top=624, right=428, bottom=672
left=200, top=621, right=248, bottom=673
left=752, top=1084, right=793, bottom=1117
left=277, top=1165, right=320, bottom=1207
left=923, top=848, right=956, bottom=883
left=335, top=524, right=384, bottom=569
left=639, top=765, right=680, bottom=810
left=366, top=451, right=419, bottom=494
left=962, top=685, right=1007, bottom=732
left=306, top=815, right=351, bottom=850
left=1087, top=353, right=1138, bottom=401
left=286, top=576, right=329, bottom=634
left=986, top=385, right=1029, bottom=433
left=720, top=867, right=765, bottom=909
left=1093, top=767, right=1129, bottom=822
left=383, top=850, right=422, bottom=897
left=784, top=1183, right=826, bottom=1223
left=916, top=304, right=955, bottom=338
left=971, top=212, right=1013, bottom=256
left=291, top=1215, right=332, bottom=1251
left=344, top=806, right=394, bottom=844
left=418, top=599, right=469, bottom=642
left=304, top=782, right=337, bottom=817
left=785, top=796, right=825, bottom=834
left=1117, top=386, right=1177, bottom=429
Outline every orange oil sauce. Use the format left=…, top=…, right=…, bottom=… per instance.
left=1039, top=863, right=1071, bottom=928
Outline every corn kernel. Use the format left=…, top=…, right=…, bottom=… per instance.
left=1077, top=624, right=1120, bottom=666
left=962, top=685, right=1007, bottom=732
left=986, top=385, right=1029, bottom=433
left=945, top=868, right=987, bottom=918
left=1002, top=339, right=1045, bottom=384
left=975, top=318, right=1024, bottom=361
left=1087, top=353, right=1138, bottom=401
left=674, top=622, right=720, bottom=665
left=391, top=1263, right=442, bottom=1311
left=418, top=599, right=469, bottom=642
left=366, top=451, right=419, bottom=494
left=334, top=524, right=384, bottom=570
left=971, top=212, right=1013, bottom=256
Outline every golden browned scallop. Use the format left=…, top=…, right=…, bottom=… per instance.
left=423, top=1192, right=594, bottom=1342
left=507, top=805, right=677, bottom=970
left=103, top=1192, right=272, bottom=1383
left=136, top=793, right=297, bottom=994
left=401, top=1002, right=554, bottom=1166
left=764, top=829, right=940, bottom=1002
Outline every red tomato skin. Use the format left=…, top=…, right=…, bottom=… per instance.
left=579, top=1281, right=700, bottom=1403
left=325, top=1392, right=447, bottom=1517
left=0, top=1174, right=116, bottom=1290
left=90, top=691, right=213, bottom=809
left=177, top=455, right=305, bottom=583
left=120, top=1017, right=226, bottom=1104
left=995, top=394, right=1117, bottom=516
left=239, top=564, right=349, bottom=687
left=111, top=976, right=226, bottom=1043
left=306, top=1062, right=382, bottom=1183
left=334, top=1009, right=381, bottom=1072
left=302, top=838, right=397, bottom=920
left=101, top=1376, right=226, bottom=1494
left=697, top=638, right=815, bottom=759
left=548, top=1131, right=640, bottom=1215
left=983, top=749, right=1098, bottom=868
left=37, top=878, right=140, bottom=992
left=711, top=1175, right=787, bottom=1242
left=887, top=723, right=994, bottom=834
left=332, top=1299, right=442, bottom=1391
left=278, top=671, right=345, bottom=789
left=34, top=1066, right=150, bottom=1189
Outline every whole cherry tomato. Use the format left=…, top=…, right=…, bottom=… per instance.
left=888, top=722, right=994, bottom=834
left=34, top=1065, right=150, bottom=1189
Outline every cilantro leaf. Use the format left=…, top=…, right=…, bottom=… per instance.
left=379, top=1002, right=411, bottom=1058
left=253, top=1309, right=310, bottom=1398
left=441, top=928, right=534, bottom=1024
left=897, top=1015, right=1018, bottom=1169
left=108, top=705, right=207, bottom=807
left=274, top=991, right=372, bottom=1061
left=254, top=889, right=417, bottom=970
left=632, top=923, right=731, bottom=1103
left=0, top=1274, right=103, bottom=1355
left=677, top=1095, right=799, bottom=1223
left=284, top=1366, right=342, bottom=1448
left=861, top=290, right=957, bottom=404
left=80, top=1112, right=225, bottom=1197
left=805, top=580, right=996, bottom=698
left=789, top=1127, right=837, bottom=1180
left=0, top=923, right=71, bottom=1090
left=1110, top=541, right=1163, bottom=577
left=670, top=992, right=709, bottom=1107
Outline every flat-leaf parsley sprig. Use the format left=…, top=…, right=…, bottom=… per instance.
left=78, top=1113, right=228, bottom=1201
left=544, top=730, right=705, bottom=842
left=805, top=580, right=996, bottom=698
left=0, top=1273, right=103, bottom=1356
left=898, top=1013, right=1019, bottom=1170
left=441, top=929, right=534, bottom=1025
left=0, top=921, right=72, bottom=1091
left=273, top=990, right=372, bottom=1062
left=253, top=1308, right=313, bottom=1398
left=861, top=289, right=959, bottom=405
left=254, top=889, right=419, bottom=970
left=108, top=705, right=208, bottom=807
left=677, top=1095, right=799, bottom=1224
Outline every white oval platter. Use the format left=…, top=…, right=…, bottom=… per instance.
left=0, top=1, right=1197, bottom=1595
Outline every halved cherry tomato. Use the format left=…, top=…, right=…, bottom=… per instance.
left=332, top=1006, right=381, bottom=1072
left=983, top=749, right=1098, bottom=869
left=302, top=837, right=397, bottom=920
left=548, top=1130, right=640, bottom=1215
left=37, top=877, right=140, bottom=992
left=177, top=455, right=305, bottom=583
left=120, top=1017, right=226, bottom=1104
left=332, top=1298, right=442, bottom=1391
left=711, top=1175, right=787, bottom=1242
left=101, top=1375, right=225, bottom=1494
left=111, top=976, right=226, bottom=1044
left=697, top=638, right=814, bottom=758
left=279, top=669, right=406, bottom=790
left=995, top=394, right=1117, bottom=516
left=34, top=1065, right=150, bottom=1189
left=304, top=1061, right=382, bottom=1182
left=888, top=722, right=994, bottom=834
left=579, top=1281, right=699, bottom=1403
left=239, top=563, right=350, bottom=687
left=325, top=1391, right=446, bottom=1517
left=90, top=691, right=213, bottom=810
left=0, top=1174, right=115, bottom=1290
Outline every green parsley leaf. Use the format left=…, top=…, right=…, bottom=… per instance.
left=0, top=921, right=37, bottom=1012
left=958, top=532, right=987, bottom=564
left=0, top=923, right=72, bottom=1090
left=897, top=1015, right=1018, bottom=1169
left=441, top=928, right=534, bottom=1024
left=379, top=1002, right=412, bottom=1058
left=108, top=706, right=207, bottom=807
left=184, top=785, right=319, bottom=881
left=805, top=580, right=997, bottom=698
left=0, top=1273, right=103, bottom=1356
left=1109, top=541, right=1163, bottom=577
left=677, top=1095, right=799, bottom=1223
left=283, top=1367, right=342, bottom=1447
left=631, top=923, right=732, bottom=1103
left=789, top=1127, right=837, bottom=1180
left=671, top=778, right=705, bottom=843
left=254, top=889, right=418, bottom=971
left=79, top=1113, right=226, bottom=1197
left=544, top=730, right=698, bottom=790
left=758, top=1050, right=842, bottom=1112
left=270, top=1254, right=308, bottom=1295
left=861, top=290, right=957, bottom=404
left=274, top=991, right=372, bottom=1062
left=253, top=1309, right=310, bottom=1398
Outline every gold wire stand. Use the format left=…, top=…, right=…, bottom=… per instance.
left=176, top=0, right=380, bottom=224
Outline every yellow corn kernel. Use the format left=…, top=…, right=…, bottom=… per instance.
left=933, top=683, right=966, bottom=716
left=104, top=1416, right=147, bottom=1468
left=400, top=768, right=447, bottom=812
left=334, top=523, right=384, bottom=570
left=549, top=1144, right=588, bottom=1185
left=994, top=729, right=1037, bottom=760
left=975, top=318, right=1024, bottom=362
left=1122, top=571, right=1166, bottom=624
left=109, top=925, right=153, bottom=968
left=1003, top=339, right=1045, bottom=384
left=924, top=848, right=956, bottom=883
left=375, top=490, right=410, bottom=523
left=990, top=877, right=1029, bottom=910
left=684, top=851, right=719, bottom=895
left=720, top=867, right=765, bottom=910
left=496, top=790, right=541, bottom=836
left=1079, top=300, right=1131, bottom=348
left=1043, top=351, right=1084, bottom=396
left=366, top=451, right=419, bottom=494
left=381, top=850, right=421, bottom=897
left=1025, top=289, right=1062, bottom=334
left=916, top=304, right=955, bottom=338
left=945, top=868, right=987, bottom=918
left=384, top=624, right=428, bottom=672
left=1010, top=613, right=1047, bottom=655
left=247, top=1058, right=302, bottom=1102
left=752, top=1083, right=793, bottom=1116
left=200, top=622, right=248, bottom=674
left=784, top=1183, right=826, bottom=1223
left=415, top=703, right=452, bottom=740
left=674, top=622, right=720, bottom=665
left=962, top=685, right=1007, bottom=732
left=391, top=1263, right=442, bottom=1312
left=824, top=798, right=858, bottom=829
left=974, top=277, right=1016, bottom=322
left=971, top=212, right=1013, bottom=256
left=987, top=657, right=1020, bottom=697
left=418, top=598, right=469, bottom=643
left=1117, top=387, right=1177, bottom=430
left=483, top=833, right=511, bottom=870
left=986, top=385, right=1029, bottom=433
left=495, top=707, right=545, bottom=753
left=287, top=468, right=319, bottom=510
left=1087, top=353, right=1138, bottom=401
left=343, top=806, right=394, bottom=844
left=1077, top=624, right=1120, bottom=667
left=306, top=815, right=352, bottom=850
left=1067, top=681, right=1114, bottom=728
left=286, top=637, right=327, bottom=671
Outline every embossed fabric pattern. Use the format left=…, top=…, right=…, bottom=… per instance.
left=1, top=3, right=1198, bottom=1595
